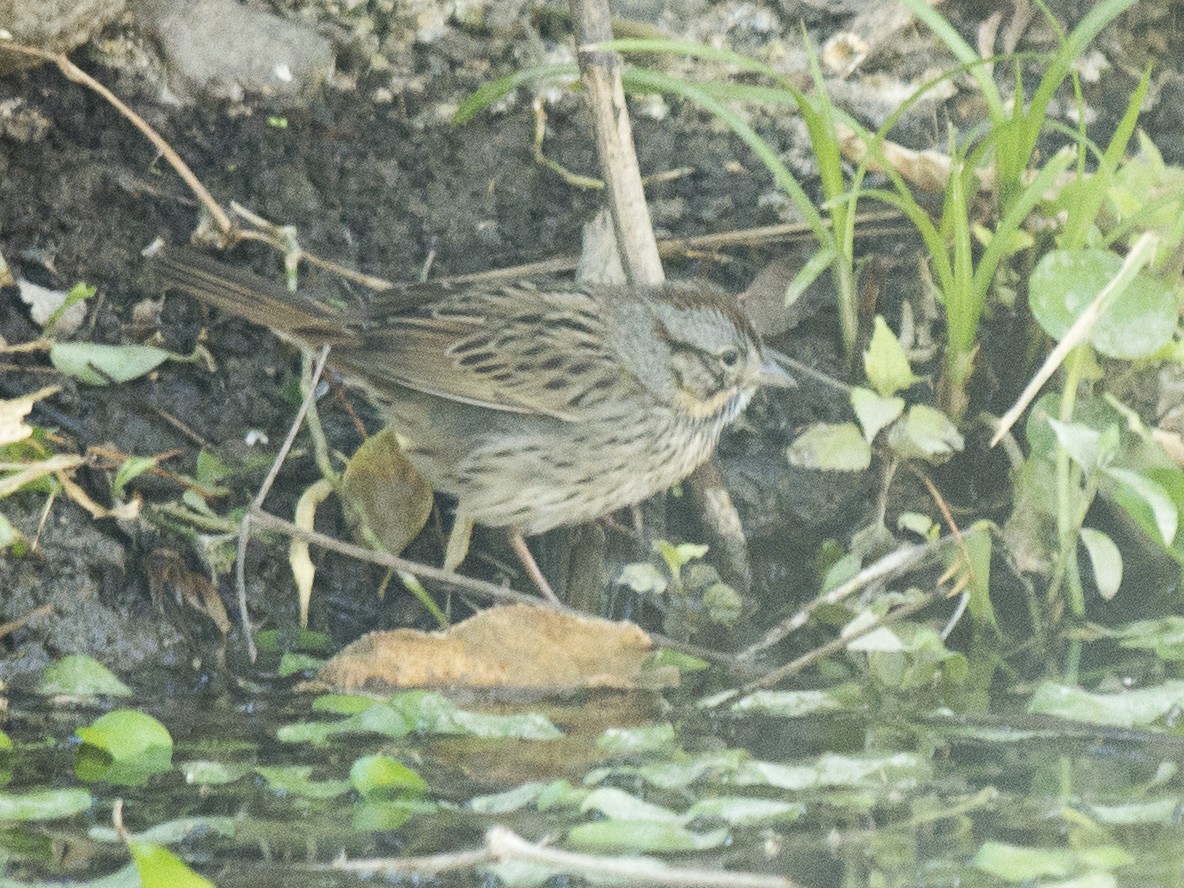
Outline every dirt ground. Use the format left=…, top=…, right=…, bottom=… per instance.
left=0, top=0, right=1169, bottom=682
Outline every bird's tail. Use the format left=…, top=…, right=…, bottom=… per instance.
left=146, top=244, right=351, bottom=345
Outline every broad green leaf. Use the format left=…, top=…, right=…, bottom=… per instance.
left=685, top=796, right=804, bottom=825
left=850, top=387, right=904, bottom=443
left=129, top=840, right=215, bottom=888
left=1028, top=680, right=1184, bottom=727
left=39, top=655, right=132, bottom=698
left=0, top=788, right=91, bottom=821
left=469, top=782, right=551, bottom=814
left=1079, top=527, right=1123, bottom=599
left=596, top=724, right=676, bottom=756
left=886, top=405, right=964, bottom=462
left=971, top=839, right=1131, bottom=882
left=863, top=317, right=918, bottom=397
left=75, top=709, right=173, bottom=785
left=566, top=819, right=729, bottom=853
left=49, top=342, right=172, bottom=386
left=580, top=787, right=681, bottom=823
left=1029, top=248, right=1175, bottom=359
left=349, top=755, right=428, bottom=799
left=178, top=760, right=252, bottom=786
left=1105, top=468, right=1177, bottom=546
left=786, top=422, right=871, bottom=471
left=254, top=765, right=351, bottom=799
left=1047, top=420, right=1112, bottom=473
left=730, top=685, right=859, bottom=717
left=277, top=653, right=324, bottom=677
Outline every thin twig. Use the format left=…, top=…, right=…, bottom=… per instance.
left=235, top=344, right=331, bottom=661
left=735, top=534, right=956, bottom=664
left=736, top=586, right=947, bottom=693
left=246, top=508, right=737, bottom=666
left=0, top=42, right=232, bottom=236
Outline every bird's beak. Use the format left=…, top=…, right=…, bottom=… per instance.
left=758, top=350, right=797, bottom=389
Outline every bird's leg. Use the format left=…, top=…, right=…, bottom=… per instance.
left=508, top=532, right=561, bottom=604
left=443, top=515, right=473, bottom=572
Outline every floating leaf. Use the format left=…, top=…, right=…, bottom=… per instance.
left=254, top=765, right=351, bottom=799
left=178, top=761, right=252, bottom=786
left=1028, top=680, right=1184, bottom=727
left=129, top=840, right=216, bottom=888
left=596, top=724, right=676, bottom=756
left=39, top=655, right=132, bottom=698
left=566, top=819, right=728, bottom=853
left=349, top=755, right=428, bottom=799
left=685, top=796, right=804, bottom=825
left=971, top=839, right=1131, bottom=882
left=50, top=342, right=172, bottom=386
left=74, top=710, right=173, bottom=784
left=0, top=788, right=91, bottom=821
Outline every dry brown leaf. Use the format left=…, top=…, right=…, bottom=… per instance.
left=341, top=428, right=433, bottom=556
left=0, top=385, right=59, bottom=445
left=317, top=604, right=677, bottom=692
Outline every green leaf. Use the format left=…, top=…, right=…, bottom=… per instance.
left=112, top=455, right=159, bottom=498
left=277, top=653, right=325, bottom=677
left=75, top=710, right=172, bottom=762
left=863, top=316, right=918, bottom=396
left=685, top=796, right=804, bottom=825
left=74, top=710, right=173, bottom=785
left=1028, top=680, right=1184, bottom=728
left=596, top=724, right=676, bottom=756
left=886, top=405, right=964, bottom=463
left=129, top=840, right=216, bottom=888
left=1029, top=248, right=1175, bottom=360
left=1047, top=420, right=1120, bottom=473
left=49, top=342, right=172, bottom=386
left=254, top=765, right=351, bottom=799
left=1105, top=468, right=1177, bottom=546
left=617, top=562, right=668, bottom=595
left=39, top=655, right=132, bottom=698
left=581, top=787, right=681, bottom=823
left=349, top=755, right=428, bottom=799
left=971, top=839, right=1132, bottom=882
left=786, top=422, right=871, bottom=471
left=850, top=387, right=905, bottom=443
left=730, top=685, right=860, bottom=717
left=177, top=760, right=252, bottom=786
left=566, top=820, right=729, bottom=853
left=0, top=787, right=91, bottom=821
left=1079, top=527, right=1123, bottom=600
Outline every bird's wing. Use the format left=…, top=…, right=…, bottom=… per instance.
left=332, top=282, right=630, bottom=422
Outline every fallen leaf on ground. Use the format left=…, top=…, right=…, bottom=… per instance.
left=316, top=604, right=677, bottom=691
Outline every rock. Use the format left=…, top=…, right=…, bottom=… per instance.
left=132, top=0, right=334, bottom=106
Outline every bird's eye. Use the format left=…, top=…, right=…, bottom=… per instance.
left=719, top=347, right=740, bottom=368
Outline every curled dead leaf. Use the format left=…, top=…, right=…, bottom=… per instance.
left=316, top=604, right=677, bottom=692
